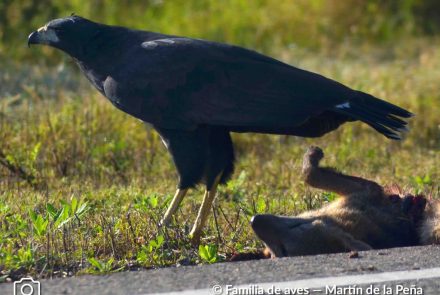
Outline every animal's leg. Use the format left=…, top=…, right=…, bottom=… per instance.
left=189, top=174, right=221, bottom=245
left=156, top=127, right=234, bottom=242
left=154, top=127, right=208, bottom=228
left=302, top=146, right=382, bottom=196
left=189, top=128, right=234, bottom=244
left=160, top=188, right=188, bottom=226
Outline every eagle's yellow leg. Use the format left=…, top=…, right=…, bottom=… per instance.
left=189, top=175, right=221, bottom=245
left=160, top=188, right=188, bottom=226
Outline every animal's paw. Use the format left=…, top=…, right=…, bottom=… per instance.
left=304, top=146, right=324, bottom=167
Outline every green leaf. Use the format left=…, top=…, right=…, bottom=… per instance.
left=71, top=197, right=78, bottom=214
left=156, top=235, right=164, bottom=248
left=29, top=209, right=37, bottom=223
left=423, top=175, right=432, bottom=185
left=88, top=257, right=103, bottom=271
left=55, top=208, right=71, bottom=229
left=46, top=203, right=58, bottom=218
left=149, top=240, right=158, bottom=249
left=207, top=245, right=218, bottom=263
left=32, top=214, right=48, bottom=237
left=136, top=249, right=148, bottom=263
left=198, top=244, right=218, bottom=264
left=60, top=200, right=71, bottom=215
left=106, top=258, right=114, bottom=268
left=256, top=197, right=266, bottom=213
left=148, top=195, right=158, bottom=208
left=198, top=245, right=209, bottom=261
left=76, top=201, right=89, bottom=217
left=5, top=154, right=16, bottom=165
left=30, top=142, right=41, bottom=163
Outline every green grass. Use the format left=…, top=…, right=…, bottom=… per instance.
left=0, top=39, right=439, bottom=281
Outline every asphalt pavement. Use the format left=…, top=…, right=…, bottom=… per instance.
left=2, top=245, right=440, bottom=295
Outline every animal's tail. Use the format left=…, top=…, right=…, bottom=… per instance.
left=334, top=91, right=413, bottom=140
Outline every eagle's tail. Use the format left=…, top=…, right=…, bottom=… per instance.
left=334, top=91, right=413, bottom=140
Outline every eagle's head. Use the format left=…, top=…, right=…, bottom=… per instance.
left=28, top=15, right=101, bottom=59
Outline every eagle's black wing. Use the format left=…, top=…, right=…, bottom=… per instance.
left=105, top=37, right=411, bottom=138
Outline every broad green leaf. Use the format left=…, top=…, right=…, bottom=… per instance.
left=88, top=257, right=103, bottom=271
left=46, top=203, right=57, bottom=219
left=198, top=245, right=209, bottom=261
left=156, top=235, right=164, bottom=247
left=71, top=197, right=78, bottom=214
left=76, top=201, right=89, bottom=217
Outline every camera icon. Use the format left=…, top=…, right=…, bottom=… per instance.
left=13, top=277, right=40, bottom=295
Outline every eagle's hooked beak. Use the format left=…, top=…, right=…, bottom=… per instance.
left=28, top=26, right=59, bottom=48
left=28, top=31, right=39, bottom=48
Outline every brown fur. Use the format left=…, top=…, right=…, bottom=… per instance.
left=237, top=146, right=438, bottom=260
left=420, top=201, right=440, bottom=244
